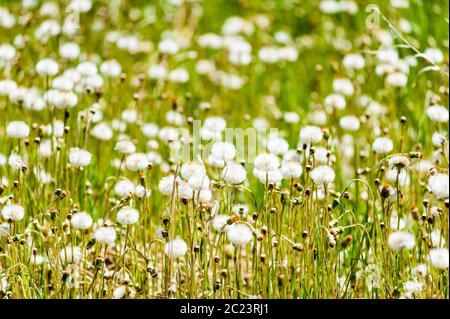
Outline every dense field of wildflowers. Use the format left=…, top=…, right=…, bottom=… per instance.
left=0, top=0, right=448, bottom=299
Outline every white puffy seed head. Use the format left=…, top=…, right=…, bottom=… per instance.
left=117, top=207, right=139, bottom=225
left=69, top=148, right=92, bottom=167
left=213, top=215, right=231, bottom=232
left=227, top=223, right=253, bottom=246
left=339, top=115, right=360, bottom=131
left=6, top=121, right=30, bottom=138
left=159, top=175, right=179, bottom=195
left=254, top=153, right=279, bottom=172
left=222, top=162, right=247, bottom=184
left=1, top=204, right=25, bottom=221
left=281, top=162, right=302, bottom=179
left=180, top=161, right=206, bottom=180
left=211, top=142, right=236, bottom=162
left=95, top=227, right=116, bottom=245
left=267, top=137, right=289, bottom=155
left=310, top=165, right=335, bottom=184
left=115, top=139, right=136, bottom=155
left=164, top=239, right=188, bottom=258
left=387, top=231, right=415, bottom=250
left=299, top=126, right=323, bottom=144
left=71, top=212, right=93, bottom=230
left=125, top=153, right=149, bottom=171
left=36, top=58, right=59, bottom=76
left=428, top=173, right=449, bottom=199
left=373, top=137, right=394, bottom=154
left=188, top=174, right=210, bottom=191
left=428, top=248, right=449, bottom=269
left=426, top=105, right=449, bottom=123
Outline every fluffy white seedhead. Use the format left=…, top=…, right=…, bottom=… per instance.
left=267, top=137, right=289, bottom=155
left=310, top=165, right=335, bottom=184
left=226, top=223, right=253, bottom=246
left=325, top=93, right=346, bottom=110
left=387, top=231, right=415, bottom=250
left=281, top=162, right=302, bottom=179
left=428, top=174, right=449, bottom=199
left=164, top=239, right=188, bottom=258
left=116, top=207, right=139, bottom=225
left=125, top=153, right=149, bottom=171
left=95, top=227, right=116, bottom=245
left=213, top=215, right=230, bottom=232
left=372, top=137, right=394, bottom=154
left=188, top=173, right=210, bottom=191
left=254, top=153, right=279, bottom=172
left=6, top=121, right=30, bottom=138
left=339, top=115, right=360, bottom=131
left=36, top=58, right=59, bottom=76
left=428, top=248, right=449, bottom=269
left=1, top=204, right=25, bottom=221
left=69, top=147, right=92, bottom=167
left=426, top=105, right=449, bottom=123
left=299, top=126, right=323, bottom=144
left=222, top=162, right=247, bottom=184
left=181, top=161, right=206, bottom=180
left=114, top=179, right=135, bottom=197
left=71, top=212, right=93, bottom=230
left=211, top=142, right=236, bottom=162
left=159, top=175, right=179, bottom=195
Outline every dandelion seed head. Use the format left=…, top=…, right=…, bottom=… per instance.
left=226, top=223, right=253, bottom=246
left=59, top=42, right=80, bottom=60
left=325, top=93, right=346, bottom=110
left=412, top=264, right=428, bottom=277
left=267, top=137, right=289, bottom=155
left=387, top=231, right=415, bottom=250
left=333, top=78, right=354, bottom=96
left=432, top=132, right=447, bottom=147
left=428, top=173, right=449, bottom=199
left=343, top=53, right=365, bottom=69
left=281, top=162, right=302, bottom=179
left=213, top=215, right=230, bottom=232
left=426, top=105, right=449, bottom=123
left=222, top=162, right=247, bottom=184
left=164, top=239, right=188, bottom=258
left=188, top=174, right=210, bottom=191
left=36, top=58, right=59, bottom=76
left=125, top=153, right=149, bottom=171
left=254, top=153, right=279, bottom=172
left=1, top=204, right=25, bottom=221
left=211, top=142, right=236, bottom=162
left=373, top=137, right=394, bottom=154
left=69, top=147, right=92, bottom=167
left=158, top=175, right=179, bottom=195
left=117, top=207, right=139, bottom=225
left=428, top=248, right=449, bottom=269
left=95, top=227, right=116, bottom=245
left=180, top=161, right=206, bottom=180
left=71, top=212, right=93, bottom=230
left=177, top=182, right=194, bottom=199
left=310, top=165, right=335, bottom=184
left=6, top=121, right=29, bottom=139
left=299, top=126, right=323, bottom=144
left=115, top=139, right=136, bottom=155
left=0, top=222, right=11, bottom=237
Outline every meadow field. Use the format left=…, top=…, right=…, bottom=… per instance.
left=0, top=0, right=448, bottom=299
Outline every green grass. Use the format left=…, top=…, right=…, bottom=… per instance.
left=0, top=0, right=448, bottom=299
